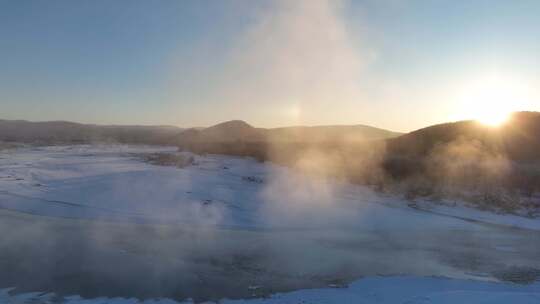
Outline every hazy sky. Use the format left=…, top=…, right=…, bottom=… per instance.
left=1, top=0, right=539, bottom=131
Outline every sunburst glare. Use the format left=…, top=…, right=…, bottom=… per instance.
left=453, top=75, right=534, bottom=127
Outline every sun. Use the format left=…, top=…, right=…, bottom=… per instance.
left=453, top=75, right=533, bottom=127
left=474, top=108, right=510, bottom=127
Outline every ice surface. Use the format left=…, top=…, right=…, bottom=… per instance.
left=1, top=144, right=538, bottom=230
left=1, top=145, right=539, bottom=303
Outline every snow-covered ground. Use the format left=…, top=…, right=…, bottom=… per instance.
left=1, top=144, right=538, bottom=230
left=1, top=276, right=539, bottom=304
left=0, top=145, right=539, bottom=303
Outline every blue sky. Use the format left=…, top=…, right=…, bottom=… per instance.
left=1, top=0, right=539, bottom=131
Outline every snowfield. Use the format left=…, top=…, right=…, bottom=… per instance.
left=2, top=276, right=540, bottom=304
left=1, top=145, right=538, bottom=230
left=0, top=145, right=539, bottom=303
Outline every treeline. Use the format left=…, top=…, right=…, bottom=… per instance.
left=0, top=120, right=183, bottom=145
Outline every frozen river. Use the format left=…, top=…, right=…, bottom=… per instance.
left=0, top=145, right=539, bottom=302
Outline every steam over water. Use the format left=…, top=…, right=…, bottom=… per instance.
left=0, top=145, right=539, bottom=302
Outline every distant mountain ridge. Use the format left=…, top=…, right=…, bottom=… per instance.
left=268, top=124, right=402, bottom=143
left=0, top=119, right=184, bottom=145
left=3, top=113, right=538, bottom=160
left=178, top=120, right=402, bottom=145
left=0, top=118, right=402, bottom=146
